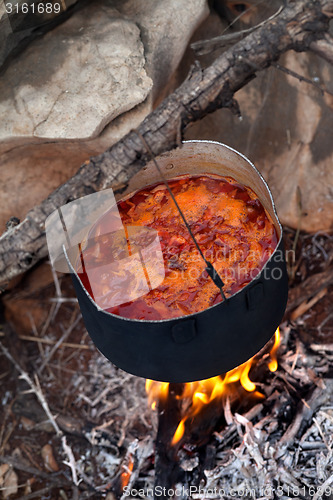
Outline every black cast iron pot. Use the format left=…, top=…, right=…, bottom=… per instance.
left=66, top=141, right=288, bottom=383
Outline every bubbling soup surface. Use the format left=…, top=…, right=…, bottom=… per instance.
left=77, top=174, right=278, bottom=320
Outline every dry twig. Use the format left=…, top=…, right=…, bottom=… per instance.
left=0, top=342, right=62, bottom=435
left=61, top=436, right=80, bottom=486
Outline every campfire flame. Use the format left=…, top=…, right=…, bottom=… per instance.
left=145, top=380, right=169, bottom=410
left=268, top=326, right=280, bottom=372
left=120, top=456, right=134, bottom=490
left=146, top=328, right=280, bottom=446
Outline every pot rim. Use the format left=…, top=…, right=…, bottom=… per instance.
left=65, top=140, right=283, bottom=324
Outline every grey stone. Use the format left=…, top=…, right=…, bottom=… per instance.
left=0, top=0, right=153, bottom=140
left=114, top=0, right=209, bottom=100
left=0, top=101, right=150, bottom=232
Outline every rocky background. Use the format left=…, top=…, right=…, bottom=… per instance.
left=0, top=0, right=332, bottom=237
left=0, top=0, right=207, bottom=237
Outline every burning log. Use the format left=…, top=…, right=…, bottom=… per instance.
left=154, top=384, right=185, bottom=497
left=144, top=329, right=281, bottom=497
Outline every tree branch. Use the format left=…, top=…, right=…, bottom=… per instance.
left=0, top=0, right=332, bottom=285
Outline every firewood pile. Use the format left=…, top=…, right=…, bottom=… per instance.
left=0, top=228, right=332, bottom=499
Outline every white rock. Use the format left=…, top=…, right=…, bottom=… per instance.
left=0, top=1, right=152, bottom=140
left=115, top=0, right=209, bottom=100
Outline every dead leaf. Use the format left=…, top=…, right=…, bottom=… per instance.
left=2, top=468, right=18, bottom=499
left=0, top=465, right=9, bottom=486
left=41, top=444, right=59, bottom=472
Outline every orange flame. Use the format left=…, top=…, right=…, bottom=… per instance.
left=145, top=380, right=169, bottom=409
left=268, top=327, right=280, bottom=372
left=146, top=328, right=281, bottom=446
left=171, top=419, right=186, bottom=446
left=120, top=457, right=134, bottom=490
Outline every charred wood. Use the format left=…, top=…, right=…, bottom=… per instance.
left=154, top=383, right=184, bottom=498
left=278, top=378, right=333, bottom=449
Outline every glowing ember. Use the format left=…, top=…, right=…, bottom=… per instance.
left=146, top=328, right=281, bottom=446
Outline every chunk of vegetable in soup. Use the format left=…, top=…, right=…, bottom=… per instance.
left=77, top=175, right=278, bottom=320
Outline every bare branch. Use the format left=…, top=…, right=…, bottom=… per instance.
left=0, top=342, right=62, bottom=435
left=61, top=436, right=80, bottom=486
left=191, top=5, right=284, bottom=55
left=272, top=61, right=333, bottom=97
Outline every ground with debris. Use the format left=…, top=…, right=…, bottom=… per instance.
left=0, top=228, right=332, bottom=500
